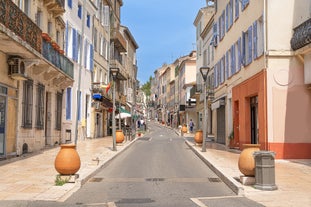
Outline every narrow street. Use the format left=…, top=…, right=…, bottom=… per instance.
left=63, top=122, right=263, bottom=207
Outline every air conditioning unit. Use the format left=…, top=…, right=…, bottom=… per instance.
left=7, top=57, right=27, bottom=80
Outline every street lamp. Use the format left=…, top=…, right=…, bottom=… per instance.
left=110, top=67, right=119, bottom=151
left=200, top=66, right=210, bottom=152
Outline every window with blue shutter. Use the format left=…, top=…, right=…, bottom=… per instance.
left=66, top=88, right=72, bottom=120
left=238, top=37, right=242, bottom=70
left=221, top=11, right=225, bottom=39
left=68, top=0, right=72, bottom=9
left=72, top=29, right=77, bottom=61
left=242, top=32, right=246, bottom=66
left=242, top=0, right=249, bottom=11
left=253, top=21, right=258, bottom=59
left=229, top=0, right=233, bottom=28
left=225, top=51, right=229, bottom=79
left=84, top=40, right=88, bottom=68
left=78, top=4, right=82, bottom=19
left=231, top=45, right=235, bottom=75
left=247, top=25, right=253, bottom=65
left=214, top=64, right=217, bottom=87
left=235, top=0, right=239, bottom=20
left=65, top=22, right=68, bottom=55
left=87, top=14, right=90, bottom=28
left=226, top=4, right=229, bottom=32
left=90, top=44, right=94, bottom=71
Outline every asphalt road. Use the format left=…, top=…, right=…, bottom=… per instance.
left=64, top=123, right=239, bottom=207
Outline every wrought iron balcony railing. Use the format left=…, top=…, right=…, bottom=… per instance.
left=0, top=0, right=42, bottom=53
left=42, top=40, right=73, bottom=78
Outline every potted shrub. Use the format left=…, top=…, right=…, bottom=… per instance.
left=228, top=130, right=234, bottom=148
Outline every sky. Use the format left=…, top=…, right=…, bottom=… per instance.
left=121, top=0, right=207, bottom=85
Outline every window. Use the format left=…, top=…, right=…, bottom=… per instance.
left=35, top=10, right=42, bottom=28
left=22, top=79, right=33, bottom=128
left=36, top=84, right=45, bottom=129
left=56, top=30, right=60, bottom=44
left=56, top=92, right=62, bottom=130
left=220, top=56, right=225, bottom=84
left=68, top=0, right=72, bottom=8
left=66, top=88, right=72, bottom=120
left=237, top=37, right=242, bottom=70
left=48, top=21, right=52, bottom=35
left=242, top=25, right=253, bottom=66
left=230, top=44, right=236, bottom=76
left=93, top=29, right=98, bottom=52
left=253, top=16, right=264, bottom=59
left=235, top=0, right=239, bottom=20
left=78, top=4, right=82, bottom=19
left=87, top=13, right=90, bottom=28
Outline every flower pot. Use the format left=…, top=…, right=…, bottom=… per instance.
left=54, top=144, right=81, bottom=175
left=181, top=125, right=187, bottom=133
left=238, top=144, right=261, bottom=176
left=58, top=49, right=65, bottom=55
left=194, top=130, right=203, bottom=144
left=42, top=33, right=51, bottom=42
left=116, top=130, right=124, bottom=143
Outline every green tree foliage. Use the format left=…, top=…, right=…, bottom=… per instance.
left=141, top=76, right=152, bottom=96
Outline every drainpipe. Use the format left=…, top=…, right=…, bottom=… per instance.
left=263, top=0, right=268, bottom=150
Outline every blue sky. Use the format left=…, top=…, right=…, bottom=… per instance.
left=121, top=0, right=207, bottom=85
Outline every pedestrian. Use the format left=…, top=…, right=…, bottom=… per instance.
left=189, top=119, right=194, bottom=133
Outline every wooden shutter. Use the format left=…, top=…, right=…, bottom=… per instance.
left=248, top=25, right=253, bottom=65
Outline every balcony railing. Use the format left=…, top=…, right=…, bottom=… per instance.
left=42, top=40, right=73, bottom=78
left=0, top=0, right=42, bottom=53
left=291, top=18, right=311, bottom=51
left=111, top=28, right=127, bottom=52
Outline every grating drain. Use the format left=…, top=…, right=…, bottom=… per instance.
left=208, top=177, right=222, bottom=182
left=89, top=177, right=103, bottom=182
left=116, top=198, right=155, bottom=204
left=145, top=178, right=165, bottom=182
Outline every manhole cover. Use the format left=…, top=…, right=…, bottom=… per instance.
left=116, top=198, right=155, bottom=204
left=139, top=137, right=151, bottom=141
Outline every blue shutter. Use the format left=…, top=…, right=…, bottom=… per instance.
left=65, top=22, right=68, bottom=55
left=72, top=29, right=77, bottom=61
left=66, top=88, right=71, bottom=120
left=90, top=44, right=94, bottom=71
left=242, top=32, right=246, bottom=66
left=235, top=0, right=239, bottom=20
left=226, top=51, right=229, bottom=79
left=229, top=0, right=233, bottom=27
left=68, top=0, right=72, bottom=8
left=226, top=4, right=229, bottom=32
left=238, top=37, right=242, bottom=70
left=248, top=25, right=253, bottom=64
left=253, top=21, right=258, bottom=59
left=214, top=64, right=217, bottom=87
left=232, top=44, right=236, bottom=74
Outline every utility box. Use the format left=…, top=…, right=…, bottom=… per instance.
left=253, top=151, right=278, bottom=190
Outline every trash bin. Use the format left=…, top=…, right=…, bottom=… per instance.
left=253, top=151, right=278, bottom=190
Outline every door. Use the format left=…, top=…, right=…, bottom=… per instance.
left=0, top=94, right=6, bottom=156
left=250, top=96, right=258, bottom=144
left=217, top=105, right=226, bottom=144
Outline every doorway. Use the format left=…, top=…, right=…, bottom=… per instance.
left=0, top=93, right=7, bottom=156
left=250, top=96, right=258, bottom=144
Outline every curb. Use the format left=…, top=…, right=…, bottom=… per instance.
left=184, top=140, right=244, bottom=196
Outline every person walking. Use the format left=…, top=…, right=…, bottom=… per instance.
left=189, top=119, right=194, bottom=133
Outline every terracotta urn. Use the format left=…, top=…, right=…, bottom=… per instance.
left=181, top=125, right=187, bottom=134
left=54, top=144, right=81, bottom=175
left=238, top=144, right=261, bottom=176
left=194, top=130, right=203, bottom=144
left=116, top=130, right=125, bottom=143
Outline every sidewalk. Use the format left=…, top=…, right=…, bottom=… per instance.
left=180, top=131, right=311, bottom=207
left=0, top=136, right=135, bottom=201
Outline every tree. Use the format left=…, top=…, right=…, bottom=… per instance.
left=141, top=76, right=152, bottom=96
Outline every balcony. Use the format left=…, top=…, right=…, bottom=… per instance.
left=190, top=85, right=201, bottom=98
left=110, top=59, right=127, bottom=80
left=43, top=0, right=65, bottom=17
left=0, top=0, right=42, bottom=53
left=111, top=28, right=127, bottom=53
left=291, top=18, right=311, bottom=51
left=42, top=39, right=73, bottom=79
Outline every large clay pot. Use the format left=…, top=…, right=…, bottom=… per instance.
left=116, top=130, right=125, bottom=143
left=181, top=125, right=187, bottom=133
left=194, top=130, right=203, bottom=144
left=54, top=144, right=81, bottom=175
left=238, top=144, right=261, bottom=176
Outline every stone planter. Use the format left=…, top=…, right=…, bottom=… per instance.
left=116, top=130, right=125, bottom=143
left=54, top=144, right=81, bottom=175
left=238, top=144, right=261, bottom=176
left=194, top=130, right=203, bottom=144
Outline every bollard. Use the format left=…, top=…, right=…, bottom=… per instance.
left=253, top=151, right=278, bottom=190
